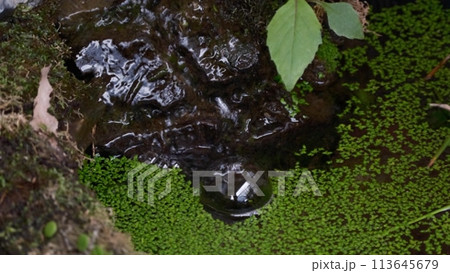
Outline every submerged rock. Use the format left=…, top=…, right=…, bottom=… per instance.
left=59, top=0, right=337, bottom=218
left=0, top=0, right=40, bottom=19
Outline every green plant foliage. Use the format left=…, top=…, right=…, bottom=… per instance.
left=267, top=0, right=322, bottom=91
left=43, top=221, right=58, bottom=238
left=77, top=233, right=90, bottom=252
left=0, top=5, right=73, bottom=109
left=81, top=152, right=449, bottom=254
left=313, top=1, right=364, bottom=39
left=316, top=33, right=342, bottom=72
left=91, top=245, right=110, bottom=255
left=280, top=81, right=312, bottom=117
left=267, top=0, right=363, bottom=91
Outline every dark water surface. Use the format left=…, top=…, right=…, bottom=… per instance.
left=60, top=0, right=341, bottom=219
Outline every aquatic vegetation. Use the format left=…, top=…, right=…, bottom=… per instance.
left=280, top=81, right=313, bottom=117
left=80, top=0, right=449, bottom=254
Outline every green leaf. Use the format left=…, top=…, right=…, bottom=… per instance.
left=267, top=0, right=322, bottom=91
left=43, top=221, right=58, bottom=238
left=91, top=245, right=106, bottom=255
left=314, top=1, right=364, bottom=39
left=77, top=233, right=90, bottom=252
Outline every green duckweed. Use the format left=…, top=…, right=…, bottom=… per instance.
left=80, top=0, right=449, bottom=254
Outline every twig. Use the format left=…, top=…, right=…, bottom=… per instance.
left=424, top=54, right=450, bottom=80
left=427, top=135, right=450, bottom=168
left=429, top=103, right=450, bottom=112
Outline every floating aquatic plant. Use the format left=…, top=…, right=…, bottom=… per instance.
left=80, top=0, right=449, bottom=254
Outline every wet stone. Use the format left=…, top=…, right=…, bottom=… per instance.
left=60, top=0, right=337, bottom=219
left=76, top=37, right=186, bottom=109
left=179, top=32, right=259, bottom=83
left=302, top=58, right=338, bottom=90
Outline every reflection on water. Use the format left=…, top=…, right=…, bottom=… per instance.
left=60, top=0, right=339, bottom=218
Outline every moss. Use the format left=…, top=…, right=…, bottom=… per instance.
left=0, top=2, right=134, bottom=254
left=0, top=2, right=95, bottom=125
left=316, top=33, right=341, bottom=73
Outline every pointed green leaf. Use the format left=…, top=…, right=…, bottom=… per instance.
left=267, top=0, right=322, bottom=91
left=315, top=1, right=364, bottom=39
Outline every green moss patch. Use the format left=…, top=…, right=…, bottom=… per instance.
left=316, top=33, right=341, bottom=73
left=0, top=3, right=134, bottom=254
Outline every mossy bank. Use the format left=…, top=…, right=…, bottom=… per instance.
left=80, top=0, right=449, bottom=254
left=0, top=3, right=135, bottom=254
